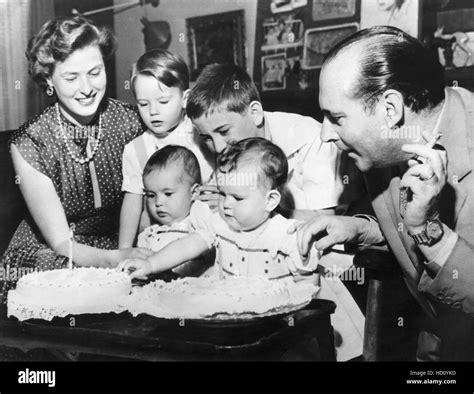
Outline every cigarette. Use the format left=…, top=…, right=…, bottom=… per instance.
left=413, top=132, right=442, bottom=164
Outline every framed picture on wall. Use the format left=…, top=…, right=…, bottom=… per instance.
left=261, top=18, right=304, bottom=51
left=261, top=52, right=287, bottom=90
left=302, top=23, right=359, bottom=69
left=311, top=0, right=357, bottom=22
left=186, top=10, right=246, bottom=81
left=360, top=0, right=419, bottom=38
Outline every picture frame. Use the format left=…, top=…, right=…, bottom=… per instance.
left=186, top=10, right=247, bottom=81
left=261, top=18, right=305, bottom=51
left=311, top=0, right=356, bottom=22
left=360, top=0, right=419, bottom=38
left=302, top=23, right=359, bottom=69
left=261, top=52, right=287, bottom=91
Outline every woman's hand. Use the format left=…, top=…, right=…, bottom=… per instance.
left=107, top=248, right=154, bottom=268
left=117, top=257, right=153, bottom=280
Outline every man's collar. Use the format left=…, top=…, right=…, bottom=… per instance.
left=437, top=87, right=472, bottom=182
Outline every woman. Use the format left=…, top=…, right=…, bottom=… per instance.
left=2, top=17, right=152, bottom=287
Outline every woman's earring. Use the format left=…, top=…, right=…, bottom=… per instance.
left=46, top=85, right=54, bottom=96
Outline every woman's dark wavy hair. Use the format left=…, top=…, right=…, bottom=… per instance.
left=26, top=16, right=116, bottom=89
left=186, top=63, right=261, bottom=120
left=323, top=26, right=445, bottom=113
left=131, top=49, right=189, bottom=93
left=217, top=137, right=288, bottom=193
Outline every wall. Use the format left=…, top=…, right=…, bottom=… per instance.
left=114, top=0, right=258, bottom=103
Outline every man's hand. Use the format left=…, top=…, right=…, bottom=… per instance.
left=400, top=143, right=447, bottom=232
left=196, top=185, right=219, bottom=210
left=289, top=216, right=369, bottom=259
left=117, top=257, right=153, bottom=280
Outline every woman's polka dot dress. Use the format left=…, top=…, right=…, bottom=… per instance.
left=1, top=98, right=144, bottom=293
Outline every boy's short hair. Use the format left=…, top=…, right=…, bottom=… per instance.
left=186, top=63, right=261, bottom=120
left=217, top=137, right=288, bottom=193
left=143, top=145, right=202, bottom=185
left=131, top=49, right=189, bottom=93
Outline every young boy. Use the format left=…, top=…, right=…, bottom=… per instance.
left=186, top=63, right=362, bottom=220
left=119, top=50, right=214, bottom=248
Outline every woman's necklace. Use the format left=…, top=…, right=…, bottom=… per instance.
left=56, top=103, right=103, bottom=165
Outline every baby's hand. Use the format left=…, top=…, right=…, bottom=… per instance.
left=117, top=258, right=153, bottom=280
left=196, top=185, right=219, bottom=210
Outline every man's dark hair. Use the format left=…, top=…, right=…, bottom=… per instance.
left=143, top=145, right=201, bottom=185
left=186, top=63, right=261, bottom=120
left=323, top=26, right=445, bottom=113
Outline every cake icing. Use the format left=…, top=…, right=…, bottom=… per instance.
left=7, top=267, right=132, bottom=321
left=127, top=276, right=319, bottom=320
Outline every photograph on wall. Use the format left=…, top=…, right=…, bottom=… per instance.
left=360, top=0, right=419, bottom=38
left=312, top=0, right=356, bottom=22
left=262, top=17, right=304, bottom=51
left=186, top=10, right=246, bottom=80
left=261, top=52, right=287, bottom=90
left=271, top=0, right=308, bottom=14
left=302, top=23, right=359, bottom=69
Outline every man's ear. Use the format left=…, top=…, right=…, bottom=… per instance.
left=380, top=89, right=404, bottom=129
left=265, top=189, right=281, bottom=213
left=190, top=183, right=200, bottom=201
left=249, top=100, right=264, bottom=128
left=182, top=89, right=191, bottom=109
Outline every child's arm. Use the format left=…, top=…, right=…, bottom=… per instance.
left=119, top=192, right=143, bottom=248
left=118, top=232, right=210, bottom=279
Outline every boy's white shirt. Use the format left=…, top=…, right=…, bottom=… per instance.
left=263, top=111, right=355, bottom=210
left=122, top=117, right=214, bottom=194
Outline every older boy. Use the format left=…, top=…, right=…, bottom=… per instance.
left=187, top=64, right=362, bottom=220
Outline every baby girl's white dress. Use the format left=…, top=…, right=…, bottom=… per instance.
left=137, top=216, right=210, bottom=277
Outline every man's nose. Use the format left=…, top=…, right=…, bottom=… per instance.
left=321, top=117, right=339, bottom=143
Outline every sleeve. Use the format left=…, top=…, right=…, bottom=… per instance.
left=299, top=136, right=344, bottom=210
left=121, top=102, right=145, bottom=144
left=418, top=225, right=458, bottom=270
left=352, top=214, right=386, bottom=245
left=121, top=141, right=144, bottom=194
left=188, top=200, right=218, bottom=249
left=136, top=226, right=152, bottom=249
left=11, top=124, right=50, bottom=178
left=418, top=234, right=474, bottom=315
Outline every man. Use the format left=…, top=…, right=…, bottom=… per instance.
left=296, top=26, right=474, bottom=360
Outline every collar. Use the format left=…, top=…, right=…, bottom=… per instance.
left=263, top=111, right=309, bottom=159
left=436, top=87, right=472, bottom=183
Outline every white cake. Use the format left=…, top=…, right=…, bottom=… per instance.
left=127, top=276, right=319, bottom=320
left=7, top=267, right=132, bottom=321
